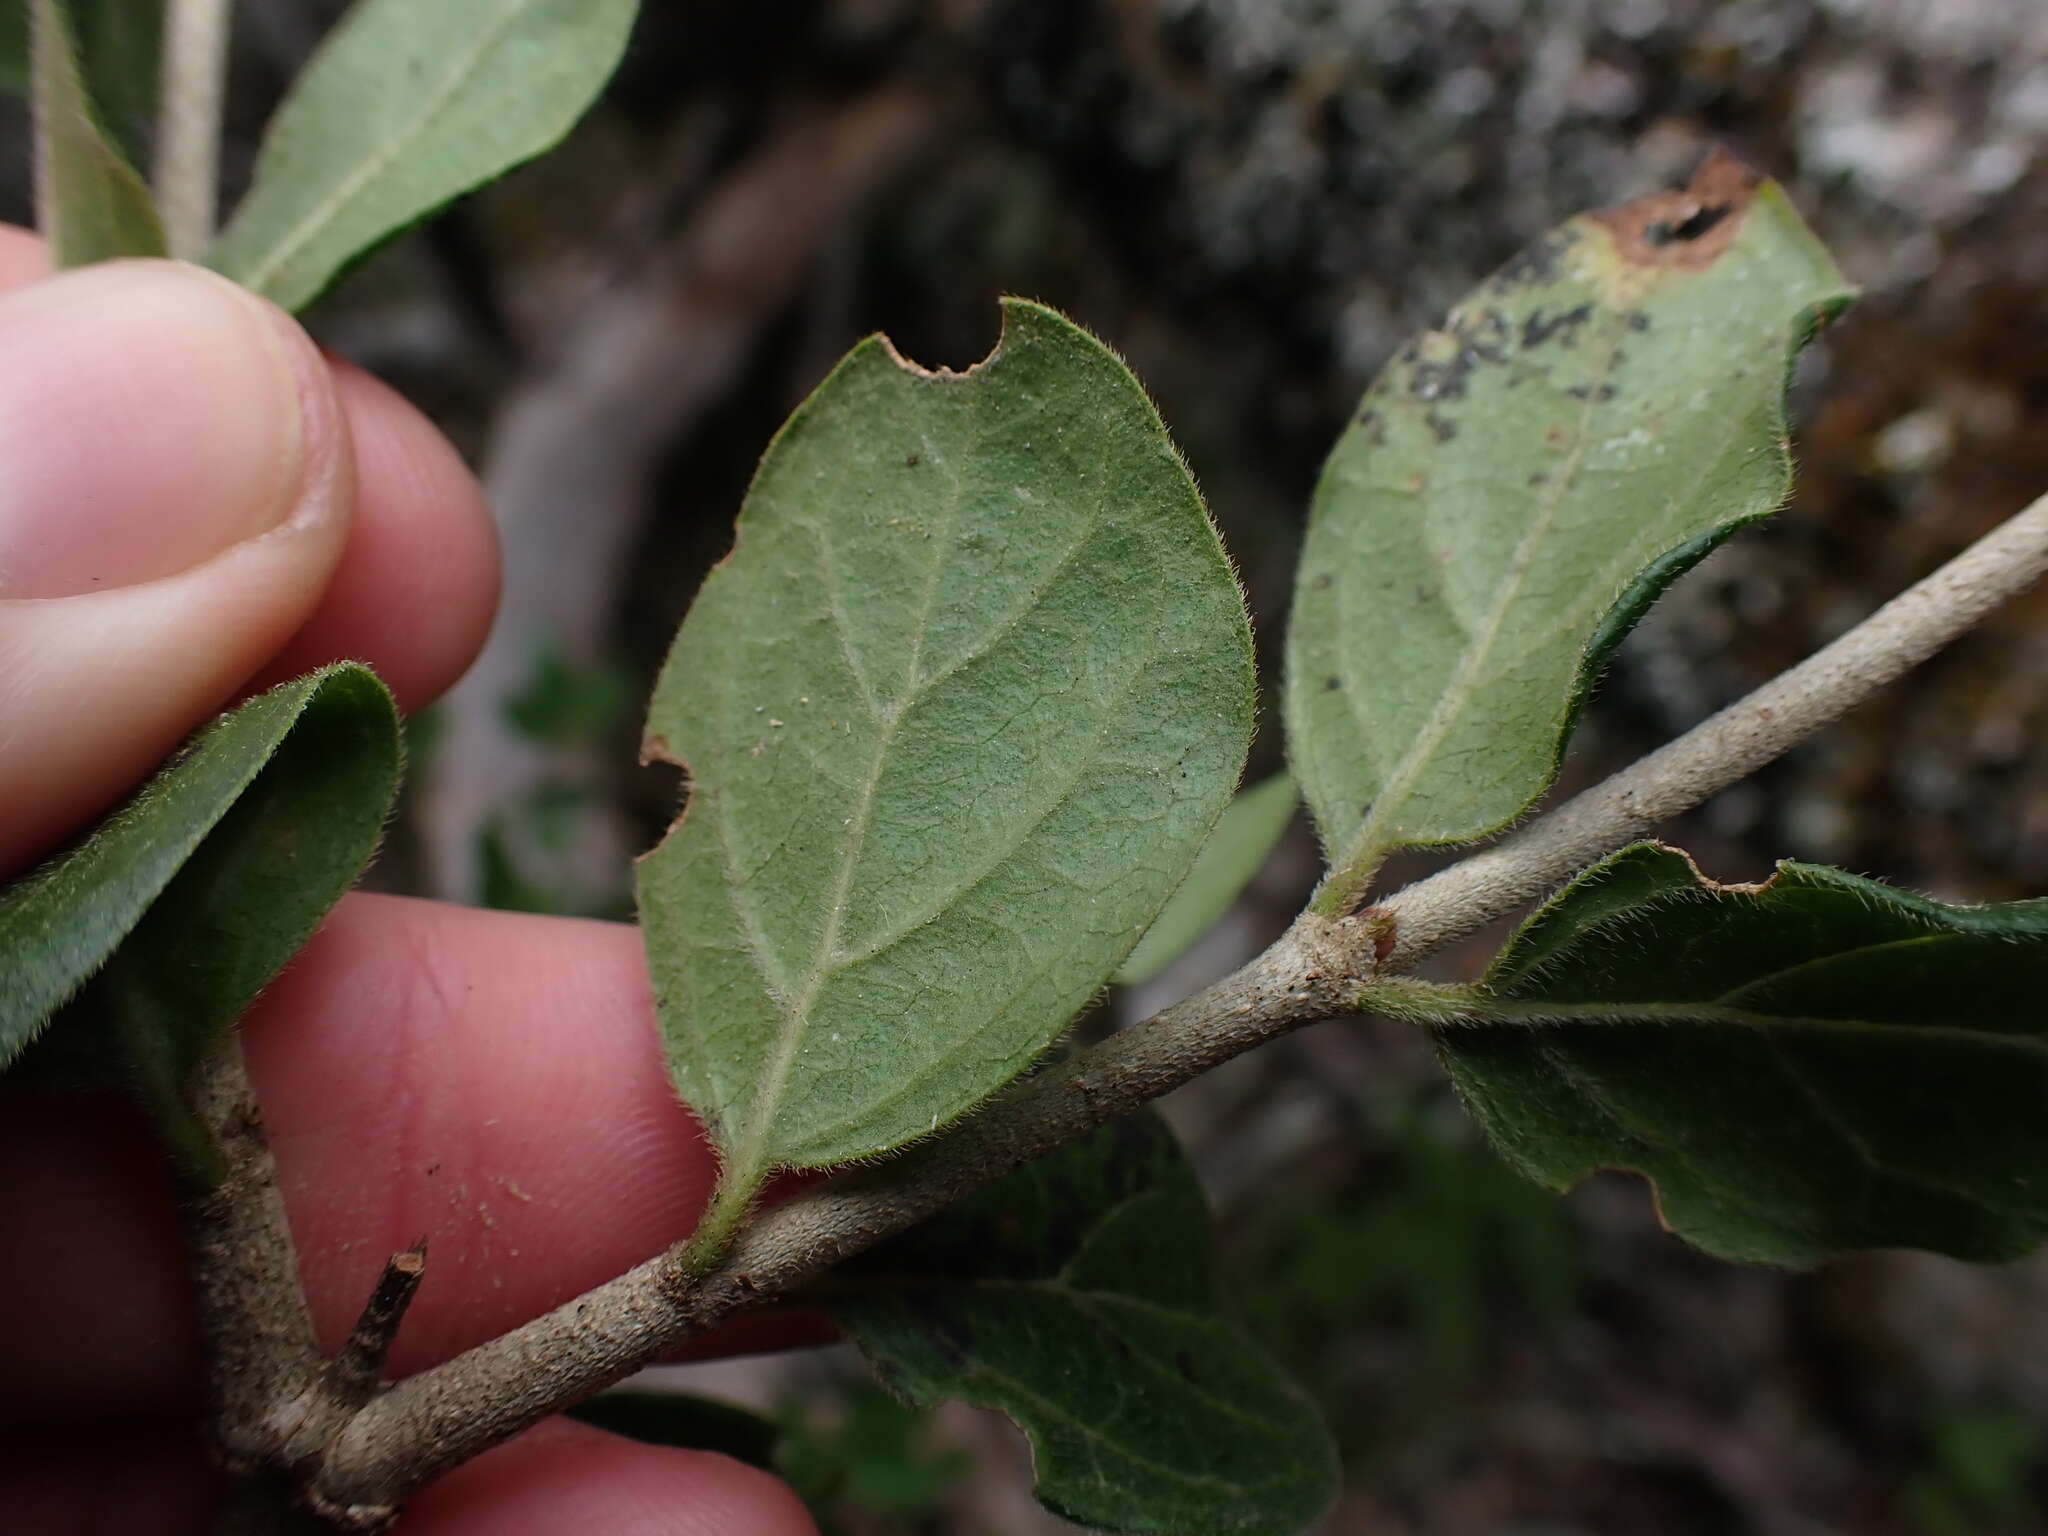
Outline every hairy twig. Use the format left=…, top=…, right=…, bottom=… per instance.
left=179, top=1052, right=440, bottom=1531
left=326, top=1244, right=428, bottom=1413
left=309, top=921, right=1368, bottom=1511
left=293, top=488, right=2048, bottom=1516
left=156, top=0, right=233, bottom=259
left=173, top=1033, right=324, bottom=1481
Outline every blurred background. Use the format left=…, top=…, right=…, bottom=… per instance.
left=8, top=1, right=2048, bottom=1530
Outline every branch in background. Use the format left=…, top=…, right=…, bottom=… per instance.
left=421, top=86, right=945, bottom=909
left=155, top=0, right=231, bottom=259
left=307, top=488, right=2048, bottom=1513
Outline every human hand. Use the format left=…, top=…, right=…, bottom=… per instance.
left=0, top=233, right=817, bottom=1534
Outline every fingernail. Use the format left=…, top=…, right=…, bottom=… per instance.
left=0, top=259, right=341, bottom=599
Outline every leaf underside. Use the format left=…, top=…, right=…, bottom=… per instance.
left=834, top=1114, right=1339, bottom=1536
left=637, top=299, right=1256, bottom=1175
left=1114, top=772, right=1296, bottom=987
left=30, top=0, right=165, bottom=266
left=2, top=665, right=400, bottom=1104
left=1384, top=843, right=2048, bottom=1266
left=207, top=0, right=637, bottom=312
left=1285, top=150, right=1853, bottom=905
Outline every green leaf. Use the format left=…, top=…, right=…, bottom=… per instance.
left=1375, top=842, right=2048, bottom=1266
left=1114, top=772, right=1296, bottom=987
left=207, top=0, right=636, bottom=312
left=30, top=0, right=166, bottom=266
left=68, top=0, right=160, bottom=162
left=637, top=299, right=1255, bottom=1182
left=0, top=6, right=26, bottom=92
left=774, top=1383, right=969, bottom=1520
left=833, top=1114, right=1339, bottom=1536
left=502, top=642, right=631, bottom=746
left=1, top=2, right=157, bottom=140
left=2, top=666, right=401, bottom=1107
left=1284, top=152, right=1852, bottom=909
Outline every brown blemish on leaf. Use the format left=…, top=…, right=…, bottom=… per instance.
left=1592, top=146, right=1761, bottom=271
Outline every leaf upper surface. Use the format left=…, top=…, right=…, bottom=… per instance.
left=834, top=1114, right=1339, bottom=1536
left=30, top=0, right=165, bottom=266
left=1380, top=843, right=2048, bottom=1266
left=2, top=665, right=400, bottom=1095
left=1285, top=152, right=1851, bottom=905
left=636, top=299, right=1255, bottom=1174
left=207, top=0, right=636, bottom=312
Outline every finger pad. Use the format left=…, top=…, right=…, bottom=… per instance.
left=0, top=225, right=48, bottom=289
left=401, top=1419, right=818, bottom=1536
left=245, top=896, right=717, bottom=1373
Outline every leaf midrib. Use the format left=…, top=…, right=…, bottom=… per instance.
left=232, top=0, right=526, bottom=294
left=773, top=574, right=1172, bottom=1163
left=720, top=412, right=975, bottom=1186
left=1331, top=309, right=1625, bottom=884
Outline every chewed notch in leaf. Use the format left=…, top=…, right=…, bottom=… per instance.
left=1374, top=842, right=2048, bottom=1266
left=636, top=299, right=1255, bottom=1188
left=1285, top=150, right=1854, bottom=910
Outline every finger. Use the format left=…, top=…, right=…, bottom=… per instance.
left=0, top=1094, right=198, bottom=1416
left=400, top=1418, right=818, bottom=1536
left=250, top=358, right=499, bottom=712
left=0, top=224, right=47, bottom=288
left=0, top=259, right=352, bottom=875
left=0, top=1418, right=819, bottom=1536
left=0, top=237, right=498, bottom=873
left=0, top=1425, right=214, bottom=1536
left=0, top=895, right=824, bottom=1420
left=249, top=896, right=722, bottom=1373
left=0, top=227, right=496, bottom=711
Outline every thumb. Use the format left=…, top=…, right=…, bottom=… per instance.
left=0, top=259, right=352, bottom=876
